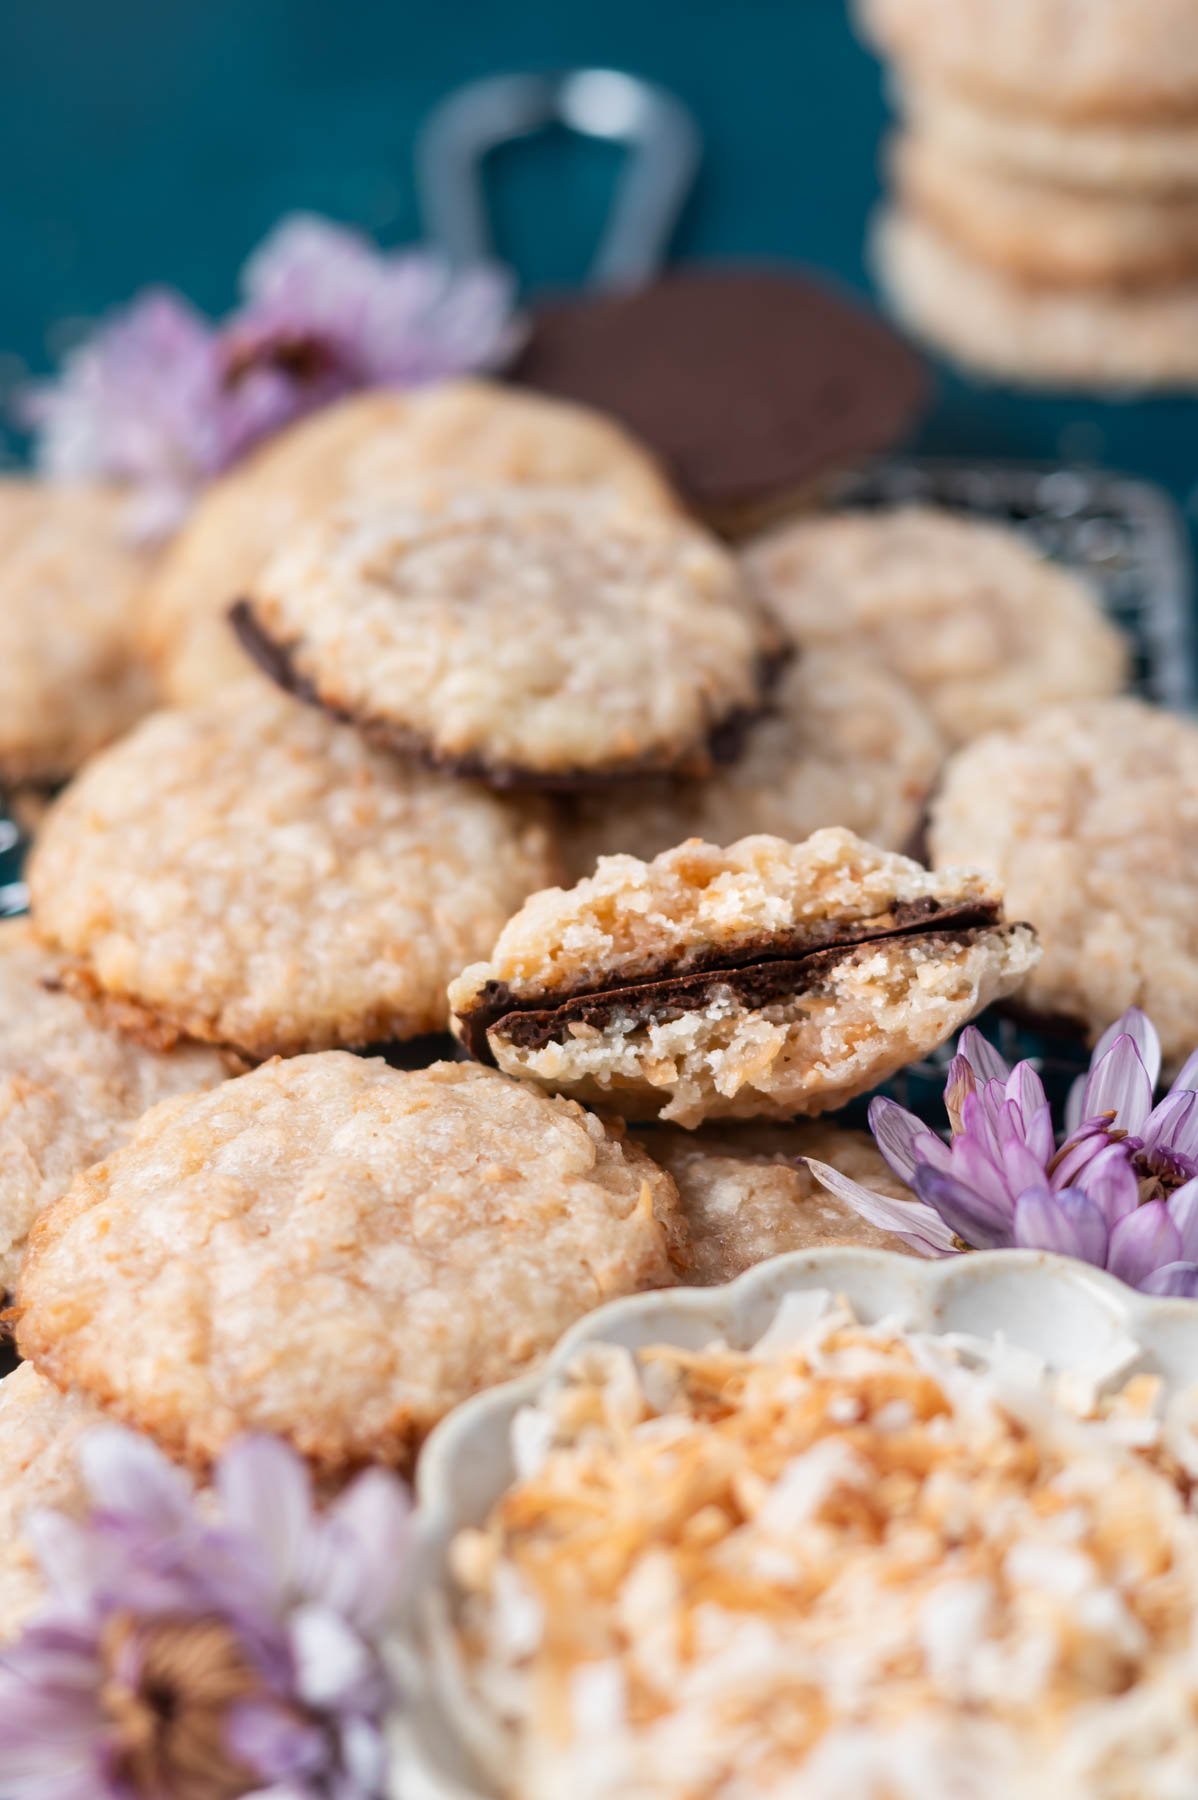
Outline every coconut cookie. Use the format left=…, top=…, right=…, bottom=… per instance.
left=930, top=699, right=1198, bottom=1063
left=234, top=483, right=774, bottom=787
left=557, top=649, right=942, bottom=879
left=145, top=382, right=679, bottom=705
left=744, top=506, right=1127, bottom=747
left=0, top=480, right=155, bottom=787
left=892, top=131, right=1198, bottom=289
left=876, top=208, right=1198, bottom=391
left=645, top=1122, right=920, bottom=1285
left=14, top=1055, right=685, bottom=1473
left=0, top=1364, right=107, bottom=1642
left=0, top=922, right=228, bottom=1298
left=28, top=690, right=556, bottom=1059
left=449, top=829, right=1039, bottom=1127
left=904, top=75, right=1198, bottom=196
left=857, top=0, right=1198, bottom=121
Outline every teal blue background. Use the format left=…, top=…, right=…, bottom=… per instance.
left=2, top=0, right=1196, bottom=521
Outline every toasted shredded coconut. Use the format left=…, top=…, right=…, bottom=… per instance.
left=449, top=1304, right=1198, bottom=1799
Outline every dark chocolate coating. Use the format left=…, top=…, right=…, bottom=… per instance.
left=455, top=898, right=1001, bottom=1063
left=512, top=267, right=929, bottom=523
left=230, top=600, right=788, bottom=791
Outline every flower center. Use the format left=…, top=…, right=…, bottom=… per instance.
left=1135, top=1141, right=1198, bottom=1201
left=99, top=1613, right=262, bottom=1800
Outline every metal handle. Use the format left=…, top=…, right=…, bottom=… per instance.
left=417, top=69, right=701, bottom=291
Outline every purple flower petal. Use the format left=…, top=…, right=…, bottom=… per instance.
left=1080, top=1033, right=1154, bottom=1134
left=1090, top=1008, right=1162, bottom=1093
left=1107, top=1202, right=1183, bottom=1290
left=22, top=289, right=226, bottom=540
left=313, top=1470, right=412, bottom=1634
left=1012, top=1186, right=1109, bottom=1266
left=234, top=213, right=516, bottom=390
left=1143, top=1090, right=1198, bottom=1162
left=78, top=1426, right=196, bottom=1532
left=216, top=1436, right=316, bottom=1602
left=0, top=1412, right=407, bottom=1800
left=1166, top=1178, right=1198, bottom=1260
left=1049, top=1121, right=1113, bottom=1190
left=955, top=1026, right=1011, bottom=1085
left=289, top=1603, right=378, bottom=1711
left=1023, top=1101, right=1055, bottom=1167
left=1140, top=1260, right=1198, bottom=1299
left=802, top=1161, right=959, bottom=1256
left=227, top=1698, right=328, bottom=1782
left=912, top=1167, right=1014, bottom=1250
left=1004, top=1061, right=1048, bottom=1128
left=944, top=1133, right=1018, bottom=1216
left=1076, top=1141, right=1140, bottom=1229
left=1171, top=1047, right=1198, bottom=1095
left=999, top=1136, right=1051, bottom=1200
left=866, top=1096, right=935, bottom=1184
left=942, top=1055, right=976, bottom=1136
left=1063, top=1073, right=1087, bottom=1136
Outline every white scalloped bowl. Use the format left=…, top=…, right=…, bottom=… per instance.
left=386, top=1247, right=1198, bottom=1800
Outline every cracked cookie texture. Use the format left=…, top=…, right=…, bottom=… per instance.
left=744, top=506, right=1127, bottom=746
left=239, top=481, right=770, bottom=785
left=28, top=690, right=557, bottom=1058
left=144, top=381, right=678, bottom=704
left=0, top=922, right=228, bottom=1296
left=14, top=1056, right=684, bottom=1475
left=643, top=1121, right=921, bottom=1284
left=930, top=699, right=1198, bottom=1061
left=555, top=648, right=943, bottom=878
left=0, top=480, right=155, bottom=785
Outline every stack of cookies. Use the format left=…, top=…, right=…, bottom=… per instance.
left=857, top=0, right=1198, bottom=388
left=2, top=362, right=1196, bottom=1654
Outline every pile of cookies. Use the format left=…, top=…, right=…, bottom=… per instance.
left=0, top=370, right=1195, bottom=1651
left=859, top=0, right=1198, bottom=388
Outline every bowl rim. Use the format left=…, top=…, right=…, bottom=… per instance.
left=388, top=1247, right=1198, bottom=1799
left=416, top=1244, right=1195, bottom=1514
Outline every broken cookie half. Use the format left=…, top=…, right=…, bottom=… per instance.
left=448, top=828, right=1040, bottom=1127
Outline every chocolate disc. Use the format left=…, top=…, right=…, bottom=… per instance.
left=511, top=267, right=929, bottom=530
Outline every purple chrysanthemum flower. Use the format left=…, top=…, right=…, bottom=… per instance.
left=808, top=1008, right=1198, bottom=1298
left=230, top=213, right=517, bottom=392
left=0, top=1427, right=412, bottom=1799
left=20, top=290, right=231, bottom=541
left=19, top=213, right=518, bottom=541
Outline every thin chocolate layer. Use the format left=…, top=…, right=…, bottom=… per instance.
left=230, top=601, right=788, bottom=792
left=455, top=900, right=1000, bottom=1062
left=479, top=929, right=992, bottom=1058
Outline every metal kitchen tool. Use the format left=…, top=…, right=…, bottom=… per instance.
left=417, top=68, right=700, bottom=291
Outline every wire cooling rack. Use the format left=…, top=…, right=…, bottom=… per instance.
left=836, top=458, right=1196, bottom=711
left=1, top=458, right=1193, bottom=1126
left=835, top=457, right=1196, bottom=1121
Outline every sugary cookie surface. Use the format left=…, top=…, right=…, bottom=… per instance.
left=0, top=479, right=155, bottom=785
left=642, top=1121, right=921, bottom=1281
left=29, top=689, right=557, bottom=1057
left=930, top=697, right=1198, bottom=1062
left=240, top=482, right=769, bottom=783
left=146, top=380, right=678, bottom=705
left=14, top=1055, right=684, bottom=1473
left=0, top=921, right=227, bottom=1296
left=744, top=506, right=1128, bottom=745
left=556, top=649, right=943, bottom=877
